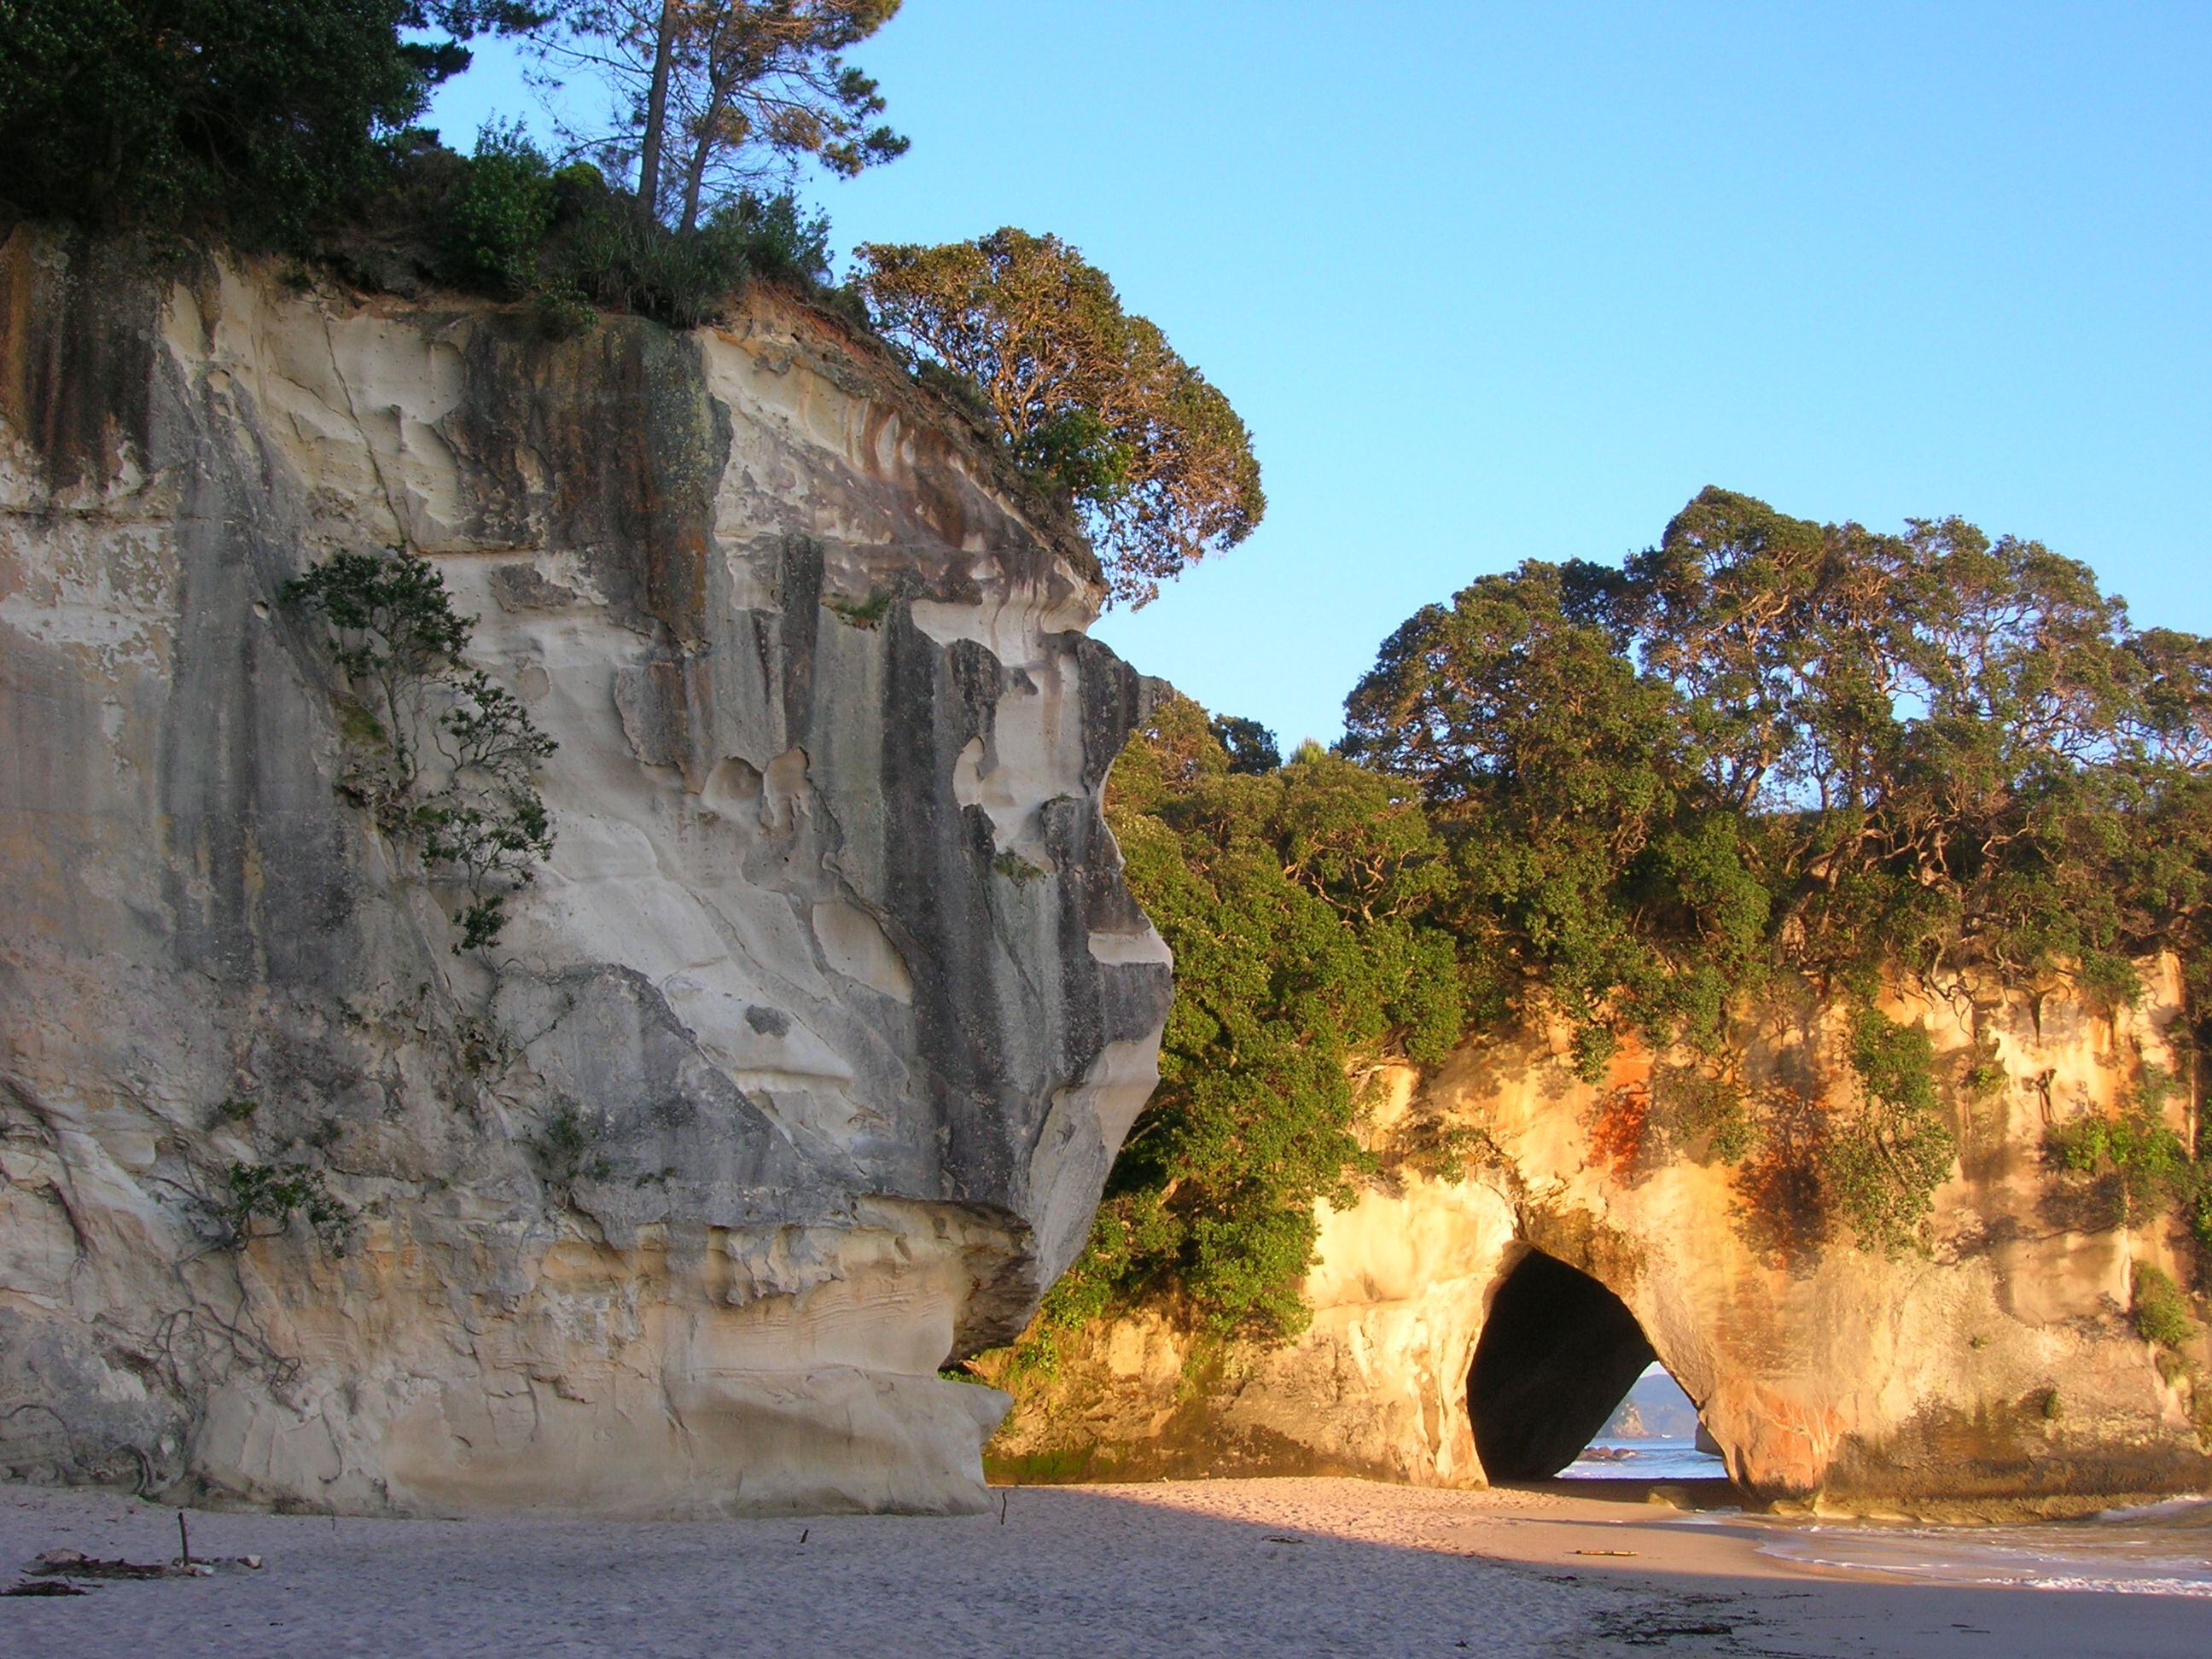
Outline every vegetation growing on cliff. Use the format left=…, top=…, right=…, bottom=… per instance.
left=210, top=1160, right=353, bottom=1257
left=1344, top=490, right=2212, bottom=1056
left=1340, top=487, right=2212, bottom=1249
left=285, top=549, right=556, bottom=952
left=0, top=0, right=543, bottom=238
left=2047, top=1067, right=2211, bottom=1249
left=1041, top=695, right=1461, bottom=1342
left=0, top=0, right=873, bottom=329
left=1022, top=489, right=2212, bottom=1376
left=854, top=230, right=1266, bottom=607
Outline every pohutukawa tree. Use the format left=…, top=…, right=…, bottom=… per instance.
left=1340, top=487, right=2212, bottom=1248
left=542, top=0, right=906, bottom=230
left=854, top=228, right=1266, bottom=607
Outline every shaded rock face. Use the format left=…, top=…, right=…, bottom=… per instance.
left=991, top=975, right=2212, bottom=1511
left=0, top=232, right=1171, bottom=1516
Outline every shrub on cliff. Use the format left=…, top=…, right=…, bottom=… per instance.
left=2132, top=1261, right=2196, bottom=1352
left=854, top=230, right=1266, bottom=608
left=284, top=548, right=556, bottom=952
left=1050, top=696, right=1462, bottom=1342
left=0, top=0, right=846, bottom=331
left=415, top=125, right=833, bottom=326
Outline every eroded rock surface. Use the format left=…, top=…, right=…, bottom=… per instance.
left=0, top=231, right=1170, bottom=1516
left=991, top=973, right=2212, bottom=1511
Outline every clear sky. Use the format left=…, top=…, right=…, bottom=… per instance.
left=426, top=2, right=2212, bottom=748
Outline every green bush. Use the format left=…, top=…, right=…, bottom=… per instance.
left=2047, top=1067, right=2206, bottom=1243
left=0, top=1, right=538, bottom=245
left=441, top=125, right=556, bottom=295
left=1820, top=1005, right=1957, bottom=1252
left=556, top=189, right=830, bottom=329
left=284, top=548, right=556, bottom=951
left=2133, top=1261, right=2196, bottom=1351
left=1062, top=696, right=1463, bottom=1342
left=214, top=1160, right=350, bottom=1256
left=530, top=1103, right=611, bottom=1194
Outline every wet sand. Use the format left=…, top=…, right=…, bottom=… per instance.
left=3, top=1476, right=2206, bottom=1656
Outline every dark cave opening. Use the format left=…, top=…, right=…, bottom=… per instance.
left=1466, top=1247, right=1659, bottom=1481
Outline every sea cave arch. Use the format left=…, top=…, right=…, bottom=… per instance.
left=1467, top=1246, right=1674, bottom=1481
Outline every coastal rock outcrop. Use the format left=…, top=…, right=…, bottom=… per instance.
left=0, top=230, right=1171, bottom=1516
left=990, top=970, right=2212, bottom=1511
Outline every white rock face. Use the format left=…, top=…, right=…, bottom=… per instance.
left=992, top=973, right=2212, bottom=1508
left=0, top=232, right=1170, bottom=1516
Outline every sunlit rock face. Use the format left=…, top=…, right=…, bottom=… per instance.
left=992, top=973, right=2212, bottom=1511
left=0, top=230, right=1170, bottom=1516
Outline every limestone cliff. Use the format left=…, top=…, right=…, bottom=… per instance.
left=0, top=230, right=1171, bottom=1516
left=989, top=969, right=2212, bottom=1513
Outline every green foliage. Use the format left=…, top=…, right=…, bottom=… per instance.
left=550, top=181, right=833, bottom=327
left=1208, top=714, right=1282, bottom=777
left=0, top=0, right=847, bottom=333
left=544, top=0, right=906, bottom=231
left=854, top=230, right=1265, bottom=607
left=1066, top=696, right=1463, bottom=1342
left=2048, top=1066, right=2206, bottom=1231
left=1960, top=1034, right=2008, bottom=1099
left=213, top=1160, right=351, bottom=1256
left=530, top=1103, right=612, bottom=1192
left=441, top=123, right=556, bottom=295
left=991, top=849, right=1048, bottom=885
left=2132, top=1260, right=2196, bottom=1351
left=390, top=127, right=835, bottom=327
left=0, top=0, right=540, bottom=242
left=1821, top=1005, right=1958, bottom=1251
left=284, top=548, right=556, bottom=951
left=1653, top=1067, right=1759, bottom=1163
left=826, top=591, right=891, bottom=629
left=1342, top=487, right=2212, bottom=1248
left=1345, top=490, right=2212, bottom=1048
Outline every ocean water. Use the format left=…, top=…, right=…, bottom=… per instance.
left=1558, top=1435, right=1730, bottom=1482
left=1748, top=1496, right=2212, bottom=1598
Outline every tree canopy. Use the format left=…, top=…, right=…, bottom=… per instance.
left=543, top=0, right=906, bottom=230
left=1333, top=486, right=2212, bottom=1248
left=1344, top=487, right=2212, bottom=1066
left=855, top=229, right=1265, bottom=607
left=0, top=0, right=540, bottom=236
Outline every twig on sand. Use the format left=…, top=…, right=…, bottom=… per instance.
left=18, top=1545, right=265, bottom=1588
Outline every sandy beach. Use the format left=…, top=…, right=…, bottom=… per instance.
left=3, top=1476, right=2206, bottom=1656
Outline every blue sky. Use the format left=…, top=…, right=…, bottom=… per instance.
left=427, top=3, right=2212, bottom=748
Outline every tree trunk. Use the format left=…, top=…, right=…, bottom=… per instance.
left=637, top=0, right=678, bottom=220
left=676, top=84, right=726, bottom=233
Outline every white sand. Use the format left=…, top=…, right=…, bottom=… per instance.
left=4, top=1476, right=2207, bottom=1656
